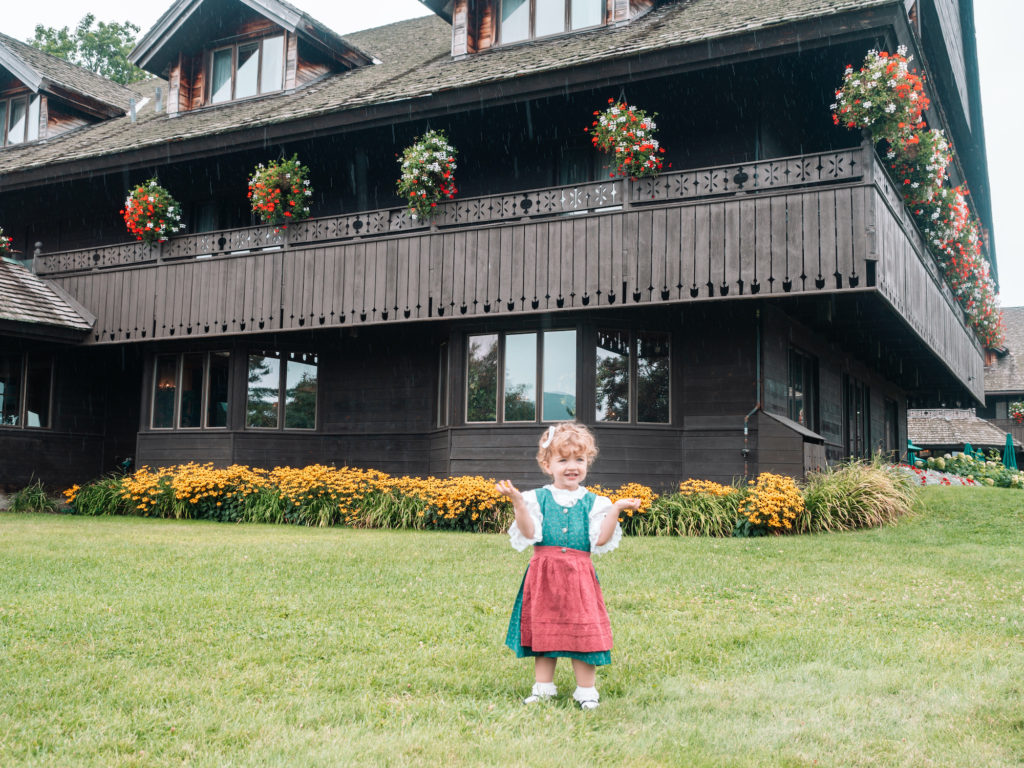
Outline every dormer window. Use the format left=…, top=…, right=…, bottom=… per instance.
left=500, top=0, right=605, bottom=44
left=1, top=95, right=40, bottom=147
left=209, top=35, right=285, bottom=104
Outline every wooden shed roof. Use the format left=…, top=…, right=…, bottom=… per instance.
left=985, top=307, right=1024, bottom=395
left=0, top=259, right=94, bottom=338
left=0, top=0, right=893, bottom=184
left=907, top=408, right=1020, bottom=449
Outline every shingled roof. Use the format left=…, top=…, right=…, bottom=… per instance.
left=0, top=258, right=93, bottom=338
left=985, top=306, right=1024, bottom=395
left=0, top=32, right=135, bottom=117
left=0, top=0, right=893, bottom=180
left=907, top=408, right=1020, bottom=449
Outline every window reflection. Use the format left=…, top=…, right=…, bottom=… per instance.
left=504, top=333, right=537, bottom=421
left=595, top=329, right=630, bottom=422
left=0, top=354, right=23, bottom=425
left=542, top=330, right=576, bottom=421
left=285, top=353, right=318, bottom=429
left=466, top=334, right=498, bottom=422
left=637, top=332, right=670, bottom=423
left=180, top=353, right=205, bottom=428
left=207, top=352, right=230, bottom=428
left=24, top=356, right=51, bottom=428
left=247, top=353, right=280, bottom=428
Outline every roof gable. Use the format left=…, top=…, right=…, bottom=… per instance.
left=131, top=0, right=375, bottom=76
left=0, top=33, right=133, bottom=118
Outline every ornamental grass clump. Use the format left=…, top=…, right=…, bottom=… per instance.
left=587, top=99, right=666, bottom=179
left=800, top=458, right=918, bottom=532
left=636, top=480, right=742, bottom=537
left=9, top=481, right=58, bottom=514
left=396, top=130, right=458, bottom=221
left=734, top=472, right=804, bottom=537
left=121, top=179, right=184, bottom=244
left=248, top=155, right=313, bottom=231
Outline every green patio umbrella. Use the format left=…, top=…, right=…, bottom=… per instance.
left=963, top=442, right=974, bottom=459
left=1003, top=434, right=1018, bottom=470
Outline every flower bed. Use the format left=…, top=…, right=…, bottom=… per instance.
left=908, top=453, right=1024, bottom=489
left=51, top=463, right=933, bottom=537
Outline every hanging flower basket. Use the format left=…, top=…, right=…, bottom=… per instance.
left=248, top=155, right=313, bottom=231
left=0, top=226, right=12, bottom=257
left=587, top=99, right=666, bottom=179
left=1010, top=402, right=1024, bottom=425
left=887, top=127, right=951, bottom=206
left=121, top=179, right=184, bottom=245
left=396, top=130, right=458, bottom=221
left=831, top=45, right=929, bottom=143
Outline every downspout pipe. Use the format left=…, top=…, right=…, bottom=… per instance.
left=743, top=308, right=762, bottom=477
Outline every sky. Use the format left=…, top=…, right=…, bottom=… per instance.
left=1, top=0, right=1021, bottom=307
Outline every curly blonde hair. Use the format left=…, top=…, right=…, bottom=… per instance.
left=536, top=423, right=599, bottom=470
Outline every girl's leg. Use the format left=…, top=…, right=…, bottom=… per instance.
left=534, top=656, right=557, bottom=683
left=570, top=659, right=596, bottom=687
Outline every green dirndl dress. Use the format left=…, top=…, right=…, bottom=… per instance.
left=505, top=488, right=612, bottom=666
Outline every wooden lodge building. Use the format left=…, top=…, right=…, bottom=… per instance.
left=0, top=0, right=994, bottom=490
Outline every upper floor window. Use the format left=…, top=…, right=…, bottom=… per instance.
left=210, top=35, right=285, bottom=104
left=1, top=95, right=41, bottom=147
left=500, top=0, right=604, bottom=44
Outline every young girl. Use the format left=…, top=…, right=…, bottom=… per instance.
left=496, top=423, right=640, bottom=710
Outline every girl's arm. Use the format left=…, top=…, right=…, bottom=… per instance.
left=496, top=480, right=535, bottom=540
left=595, top=497, right=641, bottom=547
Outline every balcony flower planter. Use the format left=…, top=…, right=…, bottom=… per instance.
left=248, top=155, right=313, bottom=232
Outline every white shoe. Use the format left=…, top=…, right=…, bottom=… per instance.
left=523, top=682, right=557, bottom=703
left=573, top=686, right=599, bottom=710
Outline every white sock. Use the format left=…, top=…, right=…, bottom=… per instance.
left=532, top=681, right=557, bottom=697
left=573, top=686, right=599, bottom=703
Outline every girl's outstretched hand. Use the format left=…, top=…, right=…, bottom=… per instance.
left=615, top=497, right=642, bottom=511
left=495, top=480, right=524, bottom=504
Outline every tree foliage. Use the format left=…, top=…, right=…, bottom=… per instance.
left=28, top=14, right=147, bottom=85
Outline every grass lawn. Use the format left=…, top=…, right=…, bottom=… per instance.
left=0, top=487, right=1022, bottom=767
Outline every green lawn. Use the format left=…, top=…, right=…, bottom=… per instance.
left=1, top=487, right=1021, bottom=767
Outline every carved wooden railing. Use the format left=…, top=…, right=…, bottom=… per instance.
left=34, top=148, right=864, bottom=277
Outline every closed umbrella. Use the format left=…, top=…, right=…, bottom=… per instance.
left=963, top=442, right=974, bottom=459
left=1004, top=434, right=1018, bottom=470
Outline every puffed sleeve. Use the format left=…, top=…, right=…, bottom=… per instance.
left=589, top=495, right=622, bottom=554
left=508, top=490, right=543, bottom=551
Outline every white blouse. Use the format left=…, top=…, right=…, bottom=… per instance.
left=507, top=484, right=623, bottom=555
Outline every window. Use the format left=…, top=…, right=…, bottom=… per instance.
left=843, top=374, right=870, bottom=458
left=788, top=348, right=819, bottom=432
left=500, top=0, right=604, bottom=44
left=0, top=353, right=52, bottom=428
left=595, top=330, right=670, bottom=424
left=210, top=35, right=285, bottom=104
left=437, top=342, right=450, bottom=427
left=884, top=398, right=899, bottom=460
left=152, top=351, right=230, bottom=429
left=246, top=351, right=317, bottom=429
left=466, top=330, right=576, bottom=423
left=1, top=95, right=41, bottom=147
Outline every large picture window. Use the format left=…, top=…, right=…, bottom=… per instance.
left=500, top=0, right=604, bottom=44
left=210, top=35, right=285, bottom=104
left=788, top=348, right=819, bottom=432
left=0, top=353, right=51, bottom=428
left=152, top=351, right=230, bottom=429
left=595, top=330, right=670, bottom=424
left=246, top=351, right=318, bottom=430
left=466, top=330, right=576, bottom=423
left=1, top=95, right=41, bottom=147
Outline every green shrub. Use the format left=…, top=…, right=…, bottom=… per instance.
left=9, top=481, right=59, bottom=514
left=801, top=457, right=918, bottom=533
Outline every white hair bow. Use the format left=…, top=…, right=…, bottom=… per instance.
left=540, top=425, right=556, bottom=448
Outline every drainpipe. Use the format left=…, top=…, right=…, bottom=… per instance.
left=742, top=308, right=762, bottom=477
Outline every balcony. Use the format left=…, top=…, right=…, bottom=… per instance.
left=34, top=144, right=983, bottom=398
